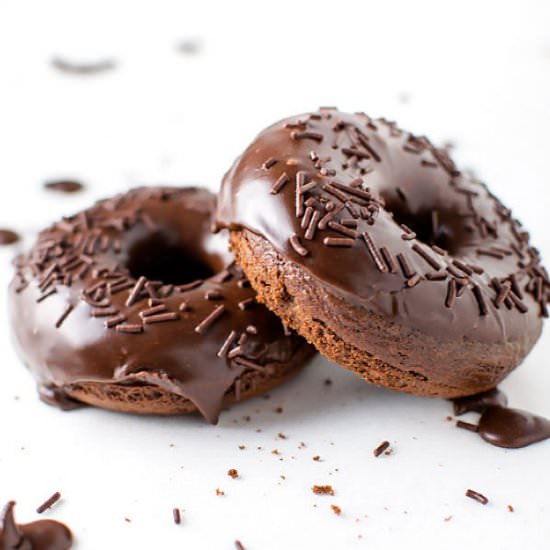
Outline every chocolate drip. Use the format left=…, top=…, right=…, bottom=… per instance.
left=38, top=385, right=85, bottom=411
left=452, top=388, right=508, bottom=415
left=9, top=187, right=312, bottom=424
left=0, top=501, right=72, bottom=550
left=452, top=388, right=550, bottom=449
left=478, top=406, right=550, bottom=449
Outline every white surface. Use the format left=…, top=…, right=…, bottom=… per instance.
left=1, top=1, right=550, bottom=548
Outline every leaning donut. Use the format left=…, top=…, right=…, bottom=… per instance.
left=9, top=187, right=313, bottom=423
left=216, top=109, right=547, bottom=397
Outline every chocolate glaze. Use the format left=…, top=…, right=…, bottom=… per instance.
left=452, top=388, right=508, bottom=415
left=38, top=385, right=83, bottom=411
left=9, top=187, right=311, bottom=423
left=0, top=501, right=72, bottom=550
left=0, top=229, right=20, bottom=245
left=453, top=388, right=550, bottom=449
left=478, top=406, right=550, bottom=448
left=44, top=181, right=84, bottom=194
left=216, top=109, right=547, bottom=347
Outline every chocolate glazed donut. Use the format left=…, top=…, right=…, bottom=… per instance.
left=216, top=109, right=548, bottom=397
left=9, top=187, right=313, bottom=423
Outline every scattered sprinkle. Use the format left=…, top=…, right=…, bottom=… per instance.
left=173, top=508, right=182, bottom=525
left=373, top=440, right=390, bottom=457
left=466, top=489, right=489, bottom=505
left=36, top=491, right=61, bottom=514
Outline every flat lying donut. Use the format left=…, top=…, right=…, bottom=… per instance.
left=9, top=187, right=314, bottom=423
left=216, top=109, right=548, bottom=397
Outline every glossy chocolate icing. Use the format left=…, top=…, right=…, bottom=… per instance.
left=452, top=388, right=508, bottom=415
left=9, top=187, right=310, bottom=423
left=216, top=109, right=547, bottom=345
left=453, top=388, right=550, bottom=448
left=478, top=406, right=550, bottom=448
left=0, top=501, right=72, bottom=550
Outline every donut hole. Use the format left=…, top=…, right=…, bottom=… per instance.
left=383, top=197, right=466, bottom=255
left=126, top=233, right=215, bottom=285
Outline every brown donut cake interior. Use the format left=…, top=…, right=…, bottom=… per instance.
left=216, top=109, right=547, bottom=398
left=9, top=187, right=314, bottom=423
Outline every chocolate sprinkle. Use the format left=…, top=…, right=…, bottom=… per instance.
left=289, top=234, right=308, bottom=256
left=380, top=246, right=398, bottom=273
left=36, top=492, right=61, bottom=514
left=472, top=285, right=488, bottom=316
left=465, top=489, right=488, bottom=505
left=262, top=157, right=278, bottom=170
left=115, top=323, right=143, bottom=334
left=143, top=312, right=179, bottom=324
left=456, top=420, right=479, bottom=433
left=445, top=279, right=457, bottom=308
left=173, top=508, right=181, bottom=525
left=0, top=229, right=21, bottom=245
left=271, top=172, right=289, bottom=194
left=44, top=180, right=84, bottom=194
left=323, top=237, right=354, bottom=247
left=373, top=440, right=390, bottom=457
left=291, top=131, right=323, bottom=142
left=55, top=304, right=74, bottom=328
left=412, top=244, right=441, bottom=270
left=194, top=304, right=225, bottom=334
left=362, top=231, right=388, bottom=272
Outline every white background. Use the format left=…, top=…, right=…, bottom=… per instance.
left=1, top=1, right=549, bottom=548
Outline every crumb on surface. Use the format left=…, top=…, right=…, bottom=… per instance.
left=216, top=488, right=225, bottom=496
left=508, top=504, right=514, bottom=512
left=228, top=469, right=239, bottom=479
left=312, top=485, right=334, bottom=496
left=238, top=445, right=246, bottom=450
left=331, top=504, right=342, bottom=515
left=275, top=407, right=284, bottom=414
left=313, top=456, right=321, bottom=461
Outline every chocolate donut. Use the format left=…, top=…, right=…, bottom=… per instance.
left=216, top=109, right=548, bottom=397
left=9, top=187, right=313, bottom=423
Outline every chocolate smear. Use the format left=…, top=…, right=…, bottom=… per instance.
left=478, top=406, right=550, bottom=449
left=452, top=388, right=508, bottom=415
left=0, top=501, right=73, bottom=549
